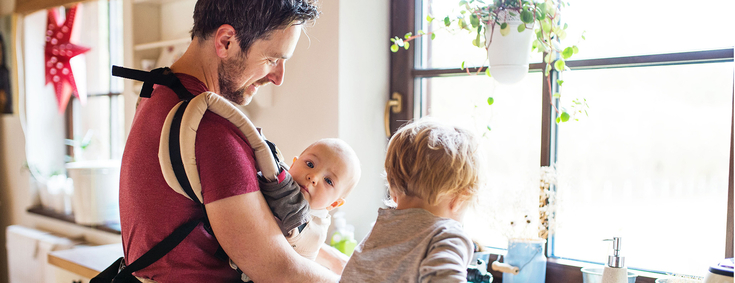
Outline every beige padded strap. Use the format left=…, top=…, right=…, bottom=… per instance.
left=159, top=92, right=280, bottom=203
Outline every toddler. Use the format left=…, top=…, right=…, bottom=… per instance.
left=341, top=118, right=484, bottom=282
left=233, top=138, right=361, bottom=280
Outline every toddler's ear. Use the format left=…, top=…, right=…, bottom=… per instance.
left=326, top=198, right=345, bottom=211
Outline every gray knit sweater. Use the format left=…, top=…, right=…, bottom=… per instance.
left=341, top=208, right=473, bottom=283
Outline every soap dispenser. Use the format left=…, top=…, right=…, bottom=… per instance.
left=601, top=237, right=628, bottom=283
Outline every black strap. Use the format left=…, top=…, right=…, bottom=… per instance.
left=264, top=139, right=281, bottom=165
left=168, top=100, right=201, bottom=206
left=168, top=98, right=228, bottom=261
left=116, top=218, right=201, bottom=280
left=112, top=65, right=195, bottom=101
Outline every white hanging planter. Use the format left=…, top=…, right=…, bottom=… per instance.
left=486, top=9, right=535, bottom=84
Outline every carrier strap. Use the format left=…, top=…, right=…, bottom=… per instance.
left=116, top=217, right=202, bottom=280
left=112, top=65, right=194, bottom=101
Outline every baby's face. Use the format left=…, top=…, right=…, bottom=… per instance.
left=289, top=143, right=354, bottom=210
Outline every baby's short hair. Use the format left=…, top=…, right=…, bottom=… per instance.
left=385, top=118, right=483, bottom=205
left=302, top=138, right=361, bottom=197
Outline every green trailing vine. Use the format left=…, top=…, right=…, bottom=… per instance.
left=391, top=0, right=589, bottom=123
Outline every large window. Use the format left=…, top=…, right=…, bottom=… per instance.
left=23, top=0, right=124, bottom=178
left=389, top=0, right=734, bottom=278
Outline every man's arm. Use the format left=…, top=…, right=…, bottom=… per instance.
left=206, top=191, right=339, bottom=283
left=315, top=243, right=350, bottom=275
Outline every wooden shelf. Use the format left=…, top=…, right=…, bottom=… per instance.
left=134, top=37, right=190, bottom=51
left=27, top=206, right=121, bottom=235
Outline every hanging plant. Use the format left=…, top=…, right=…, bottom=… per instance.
left=391, top=0, right=589, bottom=123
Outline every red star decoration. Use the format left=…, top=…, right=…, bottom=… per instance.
left=44, top=4, right=90, bottom=113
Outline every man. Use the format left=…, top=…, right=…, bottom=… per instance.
left=119, top=1, right=340, bottom=282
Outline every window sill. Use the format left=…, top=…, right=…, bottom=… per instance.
left=27, top=205, right=121, bottom=235
left=482, top=249, right=660, bottom=283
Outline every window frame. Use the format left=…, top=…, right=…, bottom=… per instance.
left=388, top=0, right=734, bottom=281
left=62, top=0, right=124, bottom=161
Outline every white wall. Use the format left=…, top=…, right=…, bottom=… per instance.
left=246, top=0, right=390, bottom=241
left=336, top=0, right=391, bottom=241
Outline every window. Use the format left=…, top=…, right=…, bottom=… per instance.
left=23, top=0, right=124, bottom=179
left=389, top=0, right=734, bottom=278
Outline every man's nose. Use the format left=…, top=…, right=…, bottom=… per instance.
left=267, top=61, right=285, bottom=86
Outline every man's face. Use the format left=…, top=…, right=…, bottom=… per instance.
left=218, top=25, right=302, bottom=105
left=289, top=143, right=355, bottom=210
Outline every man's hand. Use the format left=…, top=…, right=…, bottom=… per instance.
left=315, top=243, right=350, bottom=275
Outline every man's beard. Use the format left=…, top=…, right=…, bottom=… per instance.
left=217, top=54, right=248, bottom=105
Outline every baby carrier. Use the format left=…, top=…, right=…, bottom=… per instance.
left=91, top=66, right=309, bottom=283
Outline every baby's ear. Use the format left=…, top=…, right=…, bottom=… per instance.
left=326, top=198, right=345, bottom=211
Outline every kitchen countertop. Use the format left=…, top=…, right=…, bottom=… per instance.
left=47, top=243, right=123, bottom=278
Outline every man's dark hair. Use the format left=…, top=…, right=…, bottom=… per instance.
left=191, top=0, right=319, bottom=53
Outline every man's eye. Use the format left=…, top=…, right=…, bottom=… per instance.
left=324, top=177, right=333, bottom=186
left=306, top=161, right=314, bottom=168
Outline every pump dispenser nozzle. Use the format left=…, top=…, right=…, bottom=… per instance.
left=604, top=237, right=625, bottom=268
left=601, top=237, right=628, bottom=283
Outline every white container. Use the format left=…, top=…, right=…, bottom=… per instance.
left=485, top=9, right=535, bottom=85
left=66, top=160, right=121, bottom=225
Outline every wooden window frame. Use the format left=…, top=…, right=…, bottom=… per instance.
left=388, top=0, right=734, bottom=282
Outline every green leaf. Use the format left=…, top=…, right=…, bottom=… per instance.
left=487, top=125, right=492, bottom=132
left=404, top=32, right=413, bottom=39
left=470, top=14, right=480, bottom=28
left=544, top=53, right=552, bottom=63
left=444, top=16, right=451, bottom=27
left=556, top=116, right=561, bottom=123
left=552, top=93, right=561, bottom=98
left=390, top=44, right=399, bottom=52
left=404, top=42, right=410, bottom=50
left=564, top=23, right=568, bottom=30
left=461, top=61, right=466, bottom=70
left=500, top=23, right=510, bottom=36
left=418, top=30, right=425, bottom=35
left=536, top=9, right=546, bottom=20
left=554, top=59, right=566, bottom=71
left=541, top=20, right=551, bottom=32
left=487, top=97, right=494, bottom=105
left=520, top=10, right=534, bottom=24
left=557, top=79, right=564, bottom=86
left=427, top=15, right=434, bottom=23
left=485, top=68, right=492, bottom=77
left=560, top=111, right=570, bottom=122
left=390, top=37, right=396, bottom=43
left=517, top=24, right=526, bottom=33
left=562, top=47, right=574, bottom=59
left=431, top=33, right=436, bottom=40
left=573, top=45, right=579, bottom=54
left=459, top=0, right=468, bottom=6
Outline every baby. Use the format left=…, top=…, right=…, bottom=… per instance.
left=232, top=138, right=361, bottom=281
left=341, top=118, right=484, bottom=282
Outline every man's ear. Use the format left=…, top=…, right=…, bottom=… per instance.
left=213, top=24, right=236, bottom=58
left=326, top=198, right=345, bottom=211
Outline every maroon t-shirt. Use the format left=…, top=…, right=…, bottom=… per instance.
left=119, top=74, right=259, bottom=282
